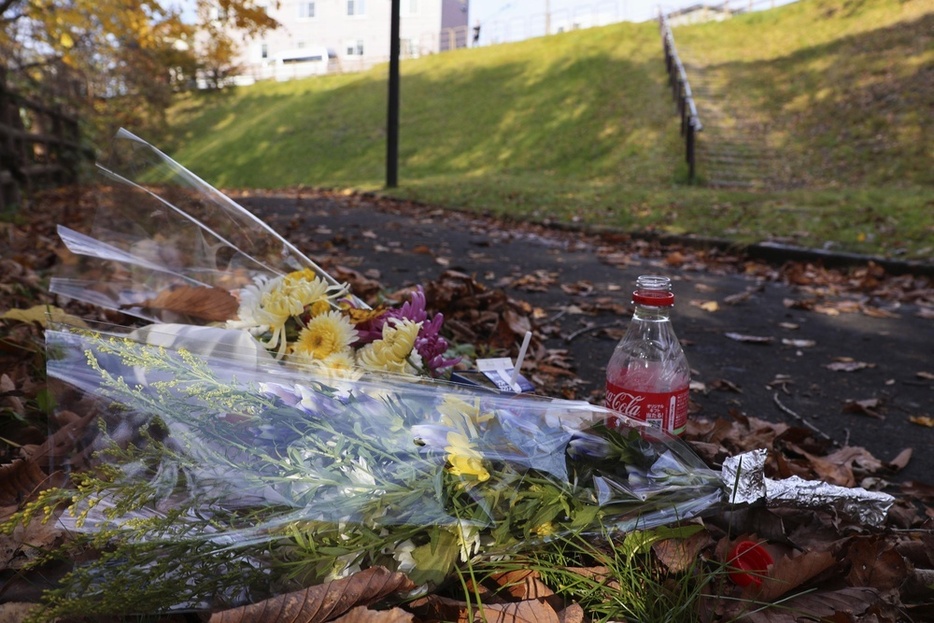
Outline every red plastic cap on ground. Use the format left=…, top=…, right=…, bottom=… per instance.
left=727, top=540, right=774, bottom=587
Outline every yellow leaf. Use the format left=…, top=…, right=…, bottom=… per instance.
left=59, top=32, right=74, bottom=49
left=909, top=416, right=934, bottom=428
left=1, top=306, right=88, bottom=329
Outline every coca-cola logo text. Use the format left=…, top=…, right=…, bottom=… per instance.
left=606, top=390, right=643, bottom=419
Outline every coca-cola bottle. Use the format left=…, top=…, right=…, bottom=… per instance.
left=605, top=275, right=690, bottom=436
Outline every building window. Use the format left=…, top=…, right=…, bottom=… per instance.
left=347, top=0, right=365, bottom=16
left=345, top=39, right=364, bottom=56
left=298, top=2, right=315, bottom=18
left=261, top=43, right=268, bottom=59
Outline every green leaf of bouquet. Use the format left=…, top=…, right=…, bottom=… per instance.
left=408, top=528, right=459, bottom=587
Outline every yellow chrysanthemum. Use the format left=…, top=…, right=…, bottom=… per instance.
left=438, top=396, right=494, bottom=437
left=291, top=310, right=358, bottom=361
left=445, top=432, right=490, bottom=482
left=533, top=522, right=556, bottom=538
left=309, top=299, right=332, bottom=317
left=355, top=318, right=422, bottom=374
left=270, top=271, right=330, bottom=315
left=311, top=352, right=363, bottom=382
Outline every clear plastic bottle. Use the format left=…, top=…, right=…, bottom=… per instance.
left=605, top=275, right=690, bottom=436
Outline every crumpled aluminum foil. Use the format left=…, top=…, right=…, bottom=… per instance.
left=721, top=449, right=895, bottom=527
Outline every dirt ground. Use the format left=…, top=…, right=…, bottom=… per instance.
left=237, top=190, right=934, bottom=485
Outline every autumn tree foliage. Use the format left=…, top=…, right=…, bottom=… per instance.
left=0, top=0, right=279, bottom=147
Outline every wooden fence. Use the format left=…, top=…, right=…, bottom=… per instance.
left=0, top=69, right=91, bottom=211
left=659, top=12, right=702, bottom=182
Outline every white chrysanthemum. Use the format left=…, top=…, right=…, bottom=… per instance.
left=355, top=318, right=423, bottom=375
left=228, top=271, right=347, bottom=359
left=450, top=520, right=481, bottom=563
left=227, top=275, right=279, bottom=332
left=281, top=269, right=334, bottom=310
left=391, top=539, right=417, bottom=574
left=226, top=275, right=293, bottom=358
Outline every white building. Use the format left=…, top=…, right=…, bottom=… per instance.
left=227, top=0, right=470, bottom=84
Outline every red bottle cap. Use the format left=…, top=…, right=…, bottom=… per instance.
left=727, top=540, right=773, bottom=587
left=632, top=290, right=675, bottom=306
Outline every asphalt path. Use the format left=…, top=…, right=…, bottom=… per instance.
left=239, top=193, right=933, bottom=485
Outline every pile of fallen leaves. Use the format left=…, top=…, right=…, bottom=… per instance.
left=1, top=187, right=932, bottom=622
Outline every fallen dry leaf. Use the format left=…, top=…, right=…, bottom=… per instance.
left=842, top=398, right=884, bottom=419
left=476, top=599, right=562, bottom=623
left=209, top=567, right=415, bottom=623
left=908, top=415, right=934, bottom=427
left=691, top=300, right=720, bottom=312
left=330, top=606, right=414, bottom=623
left=845, top=536, right=909, bottom=591
left=710, top=378, right=743, bottom=393
left=132, top=286, right=239, bottom=322
left=653, top=530, right=713, bottom=573
left=1, top=305, right=89, bottom=329
left=749, top=549, right=836, bottom=602
left=491, top=569, right=555, bottom=600
left=886, top=448, right=912, bottom=471
left=727, top=586, right=889, bottom=622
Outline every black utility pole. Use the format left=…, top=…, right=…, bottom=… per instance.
left=386, top=0, right=401, bottom=188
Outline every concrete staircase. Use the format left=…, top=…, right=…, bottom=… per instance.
left=678, top=47, right=790, bottom=190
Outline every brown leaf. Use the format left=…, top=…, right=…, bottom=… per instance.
left=729, top=587, right=886, bottom=622
left=478, top=600, right=561, bottom=623
left=557, top=603, right=584, bottom=623
left=909, top=415, right=934, bottom=427
left=209, top=567, right=415, bottom=623
left=132, top=286, right=239, bottom=322
left=886, top=447, right=912, bottom=471
left=330, top=606, right=414, bottom=623
left=0, top=459, right=56, bottom=516
left=653, top=530, right=713, bottom=573
left=562, top=566, right=620, bottom=591
left=503, top=308, right=532, bottom=337
left=748, top=549, right=836, bottom=602
left=407, top=594, right=560, bottom=623
left=490, top=569, right=554, bottom=600
left=845, top=536, right=909, bottom=591
left=710, top=378, right=743, bottom=393
left=842, top=398, right=885, bottom=419
left=665, top=250, right=687, bottom=266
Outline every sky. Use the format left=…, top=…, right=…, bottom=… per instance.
left=466, top=0, right=799, bottom=45
left=467, top=0, right=696, bottom=44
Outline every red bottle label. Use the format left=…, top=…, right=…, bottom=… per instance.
left=605, top=382, right=689, bottom=436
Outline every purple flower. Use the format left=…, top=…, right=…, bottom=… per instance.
left=353, top=287, right=460, bottom=375
left=414, top=313, right=460, bottom=375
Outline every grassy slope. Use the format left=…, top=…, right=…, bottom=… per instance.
left=163, top=0, right=933, bottom=261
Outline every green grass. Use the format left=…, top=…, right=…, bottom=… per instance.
left=160, top=0, right=933, bottom=262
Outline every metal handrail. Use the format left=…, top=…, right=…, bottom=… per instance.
left=659, top=11, right=702, bottom=181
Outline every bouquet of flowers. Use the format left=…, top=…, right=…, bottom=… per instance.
left=18, top=131, right=725, bottom=618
